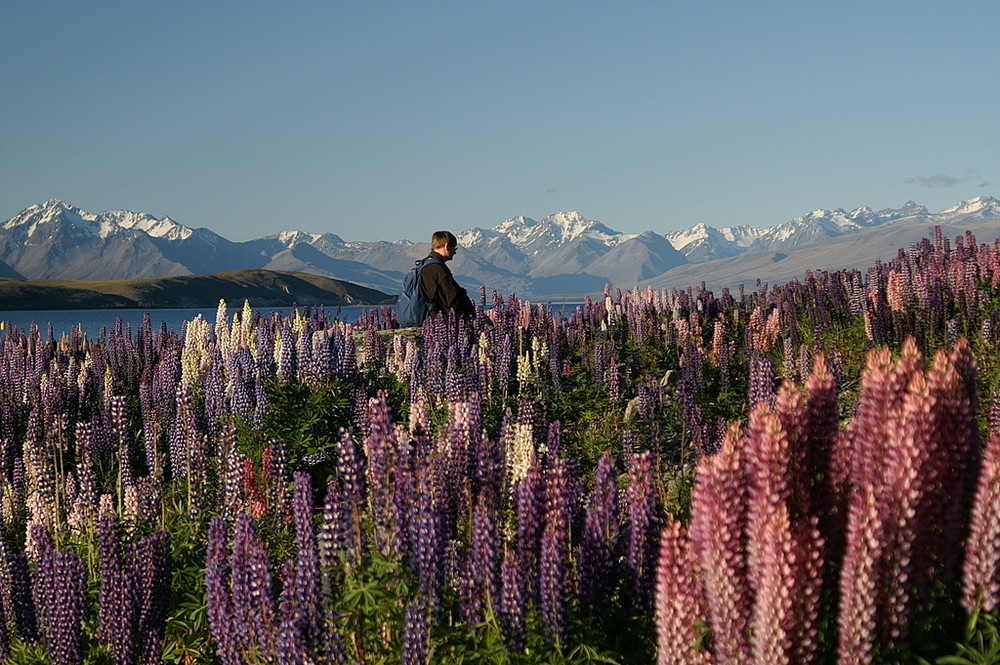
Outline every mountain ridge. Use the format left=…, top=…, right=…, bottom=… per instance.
left=0, top=269, right=394, bottom=310
left=2, top=196, right=998, bottom=298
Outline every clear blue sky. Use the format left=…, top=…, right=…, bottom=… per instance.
left=2, top=1, right=997, bottom=242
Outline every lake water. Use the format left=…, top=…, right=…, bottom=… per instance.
left=0, top=301, right=587, bottom=340
left=0, top=305, right=386, bottom=340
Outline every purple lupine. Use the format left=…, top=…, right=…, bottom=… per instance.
left=625, top=450, right=656, bottom=609
left=132, top=530, right=172, bottom=665
left=514, top=460, right=544, bottom=598
left=230, top=512, right=279, bottom=660
left=43, top=549, right=86, bottom=665
left=0, top=541, right=38, bottom=644
left=471, top=499, right=501, bottom=614
left=578, top=450, right=619, bottom=613
left=97, top=514, right=139, bottom=665
left=286, top=472, right=322, bottom=656
left=205, top=517, right=243, bottom=665
left=539, top=454, right=570, bottom=644
left=408, top=461, right=444, bottom=612
left=401, top=598, right=432, bottom=665
left=499, top=547, right=527, bottom=651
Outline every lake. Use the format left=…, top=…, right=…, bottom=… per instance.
left=0, top=305, right=387, bottom=340
left=0, top=300, right=587, bottom=340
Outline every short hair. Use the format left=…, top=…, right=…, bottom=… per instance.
left=431, top=230, right=457, bottom=250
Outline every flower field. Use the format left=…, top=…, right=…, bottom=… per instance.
left=1, top=227, right=999, bottom=664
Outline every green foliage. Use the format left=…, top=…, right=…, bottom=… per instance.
left=933, top=611, right=1000, bottom=665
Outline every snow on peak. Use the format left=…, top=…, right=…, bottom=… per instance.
left=938, top=195, right=1000, bottom=217
left=276, top=230, right=323, bottom=246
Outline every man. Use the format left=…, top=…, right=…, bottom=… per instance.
left=419, top=230, right=476, bottom=319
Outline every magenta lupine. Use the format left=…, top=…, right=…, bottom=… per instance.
left=743, top=392, right=825, bottom=665
left=689, top=426, right=751, bottom=664
left=655, top=519, right=712, bottom=665
left=962, top=410, right=1000, bottom=612
left=837, top=482, right=886, bottom=665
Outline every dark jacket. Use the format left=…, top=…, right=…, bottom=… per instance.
left=418, top=251, right=475, bottom=318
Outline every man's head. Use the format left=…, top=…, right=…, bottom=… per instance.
left=431, top=230, right=458, bottom=260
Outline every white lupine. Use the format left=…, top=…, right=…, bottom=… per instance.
left=181, top=315, right=212, bottom=388
left=507, top=421, right=535, bottom=485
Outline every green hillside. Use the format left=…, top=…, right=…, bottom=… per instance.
left=0, top=269, right=395, bottom=310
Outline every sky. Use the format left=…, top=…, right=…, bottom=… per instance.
left=2, top=1, right=998, bottom=242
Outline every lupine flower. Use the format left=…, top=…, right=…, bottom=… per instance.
left=205, top=517, right=243, bottom=665
left=539, top=454, right=570, bottom=644
left=499, top=547, right=527, bottom=651
left=654, top=519, right=712, bottom=665
left=401, top=598, right=432, bottom=665
left=962, top=422, right=1000, bottom=612
left=514, top=459, right=544, bottom=597
left=689, top=426, right=751, bottom=664
left=578, top=450, right=619, bottom=613
left=625, top=450, right=655, bottom=609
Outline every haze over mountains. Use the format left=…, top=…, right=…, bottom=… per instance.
left=2, top=197, right=999, bottom=299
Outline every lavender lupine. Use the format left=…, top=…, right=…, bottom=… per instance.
left=365, top=397, right=403, bottom=558
left=655, top=520, right=712, bottom=665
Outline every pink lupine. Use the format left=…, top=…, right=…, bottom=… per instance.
left=962, top=423, right=1000, bottom=612
left=837, top=483, right=886, bottom=665
left=689, top=425, right=750, bottom=664
left=654, top=520, right=711, bottom=665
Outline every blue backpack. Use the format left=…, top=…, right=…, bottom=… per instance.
left=396, top=256, right=443, bottom=327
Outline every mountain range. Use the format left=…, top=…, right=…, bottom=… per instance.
left=2, top=196, right=999, bottom=299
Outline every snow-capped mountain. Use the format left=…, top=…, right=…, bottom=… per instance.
left=2, top=196, right=998, bottom=297
left=665, top=223, right=764, bottom=262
